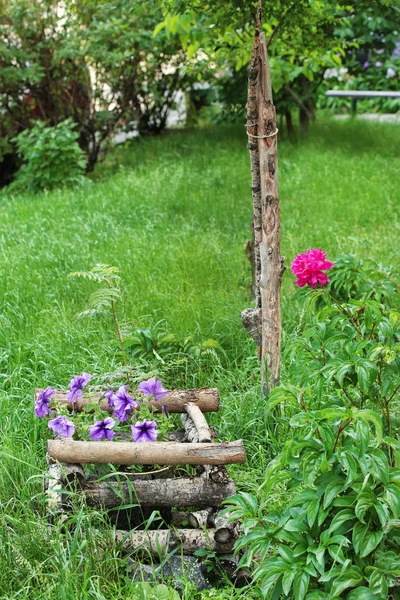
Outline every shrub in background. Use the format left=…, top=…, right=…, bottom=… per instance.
left=11, top=120, right=86, bottom=193
left=0, top=0, right=194, bottom=184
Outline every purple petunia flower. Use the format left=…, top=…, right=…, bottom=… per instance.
left=48, top=416, right=75, bottom=438
left=89, top=417, right=116, bottom=441
left=103, top=389, right=117, bottom=408
left=113, top=385, right=138, bottom=422
left=137, top=377, right=170, bottom=401
left=363, top=61, right=369, bottom=68
left=35, top=386, right=55, bottom=418
left=131, top=419, right=158, bottom=442
left=375, top=61, right=382, bottom=67
left=66, top=372, right=92, bottom=403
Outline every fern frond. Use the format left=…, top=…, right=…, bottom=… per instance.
left=68, top=264, right=120, bottom=286
left=88, top=287, right=122, bottom=309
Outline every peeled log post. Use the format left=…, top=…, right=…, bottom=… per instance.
left=35, top=387, right=219, bottom=413
left=115, top=528, right=235, bottom=556
left=48, top=439, right=245, bottom=466
left=184, top=403, right=212, bottom=443
left=83, top=477, right=236, bottom=508
left=241, top=4, right=263, bottom=347
left=257, top=32, right=285, bottom=391
left=247, top=3, right=262, bottom=312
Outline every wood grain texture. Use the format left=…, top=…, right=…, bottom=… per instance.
left=48, top=439, right=246, bottom=466
left=257, top=31, right=285, bottom=391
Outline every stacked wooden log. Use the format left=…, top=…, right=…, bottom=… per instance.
left=38, top=386, right=245, bottom=583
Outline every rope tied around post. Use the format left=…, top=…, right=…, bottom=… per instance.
left=245, top=125, right=279, bottom=139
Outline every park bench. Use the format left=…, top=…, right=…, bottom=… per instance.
left=325, top=89, right=400, bottom=114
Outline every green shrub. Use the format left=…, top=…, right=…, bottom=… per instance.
left=225, top=258, right=400, bottom=599
left=11, top=119, right=87, bottom=193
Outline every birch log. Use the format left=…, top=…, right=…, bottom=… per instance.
left=115, top=528, right=236, bottom=555
left=35, top=387, right=220, bottom=414
left=48, top=439, right=245, bottom=466
left=187, top=508, right=214, bottom=528
left=257, top=31, right=285, bottom=391
left=182, top=403, right=212, bottom=443
left=83, top=477, right=236, bottom=508
left=209, top=511, right=240, bottom=545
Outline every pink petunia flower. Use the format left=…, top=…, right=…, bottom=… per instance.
left=291, top=249, right=334, bottom=289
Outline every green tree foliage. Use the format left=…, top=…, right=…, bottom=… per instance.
left=156, top=0, right=399, bottom=134
left=0, top=0, right=192, bottom=183
left=321, top=3, right=400, bottom=114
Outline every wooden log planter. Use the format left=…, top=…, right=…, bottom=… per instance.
left=37, top=386, right=246, bottom=586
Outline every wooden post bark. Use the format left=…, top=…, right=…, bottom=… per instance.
left=247, top=3, right=262, bottom=313
left=242, top=4, right=285, bottom=391
left=241, top=3, right=262, bottom=348
left=257, top=32, right=285, bottom=391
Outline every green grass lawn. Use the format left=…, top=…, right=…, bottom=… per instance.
left=0, top=119, right=399, bottom=599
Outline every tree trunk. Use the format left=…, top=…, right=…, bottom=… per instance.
left=257, top=32, right=285, bottom=391
left=83, top=477, right=236, bottom=508
left=301, top=75, right=316, bottom=121
left=48, top=439, right=246, bottom=466
left=285, top=110, right=296, bottom=142
left=299, top=108, right=309, bottom=137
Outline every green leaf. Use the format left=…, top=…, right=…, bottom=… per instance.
left=329, top=508, right=356, bottom=533
left=338, top=450, right=359, bottom=484
left=368, top=570, right=388, bottom=597
left=360, top=530, right=383, bottom=558
left=355, top=492, right=375, bottom=523
left=347, top=588, right=380, bottom=600
left=352, top=522, right=368, bottom=555
left=330, top=567, right=364, bottom=597
left=368, top=449, right=389, bottom=486
left=323, top=478, right=346, bottom=510
left=356, top=363, right=370, bottom=392
left=354, top=410, right=383, bottom=446
left=282, top=569, right=296, bottom=596
left=293, top=571, right=310, bottom=600
left=307, top=498, right=320, bottom=528
left=386, top=483, right=400, bottom=516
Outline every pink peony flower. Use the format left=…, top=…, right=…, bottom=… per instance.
left=291, top=249, right=334, bottom=289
